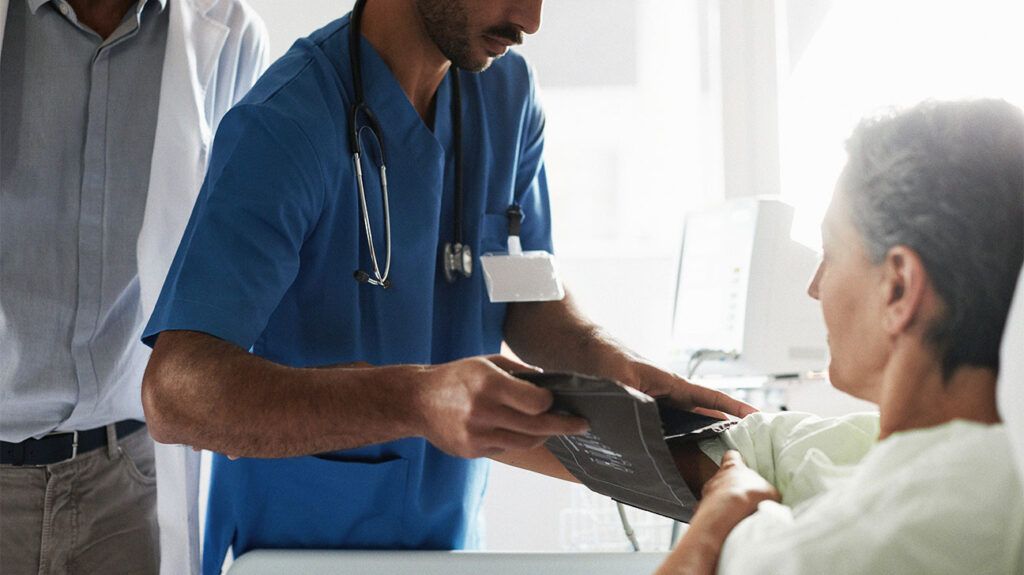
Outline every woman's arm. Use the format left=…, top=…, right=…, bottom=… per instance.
left=491, top=445, right=580, bottom=482
left=655, top=451, right=780, bottom=575
left=491, top=434, right=724, bottom=490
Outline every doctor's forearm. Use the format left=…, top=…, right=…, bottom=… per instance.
left=143, top=331, right=585, bottom=459
left=504, top=292, right=637, bottom=381
left=142, top=330, right=425, bottom=458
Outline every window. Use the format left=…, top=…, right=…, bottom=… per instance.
left=519, top=0, right=713, bottom=260
left=778, top=0, right=1024, bottom=246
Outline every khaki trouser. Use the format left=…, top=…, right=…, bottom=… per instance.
left=0, top=426, right=160, bottom=575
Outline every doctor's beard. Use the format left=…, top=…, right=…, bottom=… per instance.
left=416, top=0, right=523, bottom=72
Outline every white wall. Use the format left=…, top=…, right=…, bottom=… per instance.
left=246, top=0, right=353, bottom=61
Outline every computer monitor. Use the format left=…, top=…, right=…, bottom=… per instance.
left=670, top=198, right=828, bottom=377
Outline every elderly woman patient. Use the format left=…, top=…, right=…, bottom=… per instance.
left=653, top=99, right=1024, bottom=574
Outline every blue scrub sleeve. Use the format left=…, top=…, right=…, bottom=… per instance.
left=143, top=104, right=325, bottom=350
left=514, top=65, right=555, bottom=254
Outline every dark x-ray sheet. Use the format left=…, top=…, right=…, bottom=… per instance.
left=520, top=372, right=736, bottom=523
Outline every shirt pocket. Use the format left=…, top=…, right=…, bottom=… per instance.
left=229, top=454, right=411, bottom=550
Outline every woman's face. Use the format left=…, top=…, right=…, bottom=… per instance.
left=807, top=182, right=889, bottom=402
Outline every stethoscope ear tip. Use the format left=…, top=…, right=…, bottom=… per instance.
left=354, top=269, right=393, bottom=289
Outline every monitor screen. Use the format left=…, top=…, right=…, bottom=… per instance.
left=671, top=201, right=758, bottom=357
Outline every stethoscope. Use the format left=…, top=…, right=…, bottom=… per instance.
left=349, top=0, right=472, bottom=289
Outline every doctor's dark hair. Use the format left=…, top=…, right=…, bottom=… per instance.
left=841, top=99, right=1024, bottom=378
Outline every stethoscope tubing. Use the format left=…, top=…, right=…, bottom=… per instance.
left=352, top=147, right=391, bottom=287
left=349, top=0, right=467, bottom=288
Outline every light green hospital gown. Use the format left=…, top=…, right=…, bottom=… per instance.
left=698, top=412, right=1024, bottom=574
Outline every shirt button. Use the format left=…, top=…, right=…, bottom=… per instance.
left=59, top=2, right=69, bottom=15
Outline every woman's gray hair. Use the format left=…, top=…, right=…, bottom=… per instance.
left=842, top=99, right=1024, bottom=377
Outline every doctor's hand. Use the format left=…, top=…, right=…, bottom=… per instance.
left=615, top=359, right=757, bottom=420
left=412, top=355, right=589, bottom=459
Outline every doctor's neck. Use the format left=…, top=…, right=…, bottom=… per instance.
left=359, top=1, right=452, bottom=123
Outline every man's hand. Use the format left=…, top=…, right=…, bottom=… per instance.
left=616, top=359, right=757, bottom=420
left=504, top=294, right=756, bottom=420
left=412, top=355, right=589, bottom=459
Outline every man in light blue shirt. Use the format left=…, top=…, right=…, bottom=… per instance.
left=0, top=0, right=267, bottom=572
left=1, top=2, right=168, bottom=572
left=1, top=0, right=166, bottom=450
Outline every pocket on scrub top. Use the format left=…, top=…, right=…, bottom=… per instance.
left=243, top=454, right=410, bottom=549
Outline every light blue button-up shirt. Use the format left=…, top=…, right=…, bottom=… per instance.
left=0, top=0, right=168, bottom=441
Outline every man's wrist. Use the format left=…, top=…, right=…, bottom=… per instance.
left=388, top=364, right=432, bottom=438
left=330, top=363, right=430, bottom=440
left=586, top=341, right=641, bottom=385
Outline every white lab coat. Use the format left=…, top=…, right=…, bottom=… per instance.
left=0, top=0, right=269, bottom=573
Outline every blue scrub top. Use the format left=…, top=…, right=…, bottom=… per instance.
left=142, top=15, right=553, bottom=575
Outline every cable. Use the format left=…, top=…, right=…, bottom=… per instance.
left=684, top=348, right=739, bottom=380
left=451, top=68, right=464, bottom=246
left=616, top=502, right=641, bottom=552
left=670, top=519, right=683, bottom=548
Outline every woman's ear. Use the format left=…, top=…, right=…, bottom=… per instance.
left=880, top=246, right=932, bottom=335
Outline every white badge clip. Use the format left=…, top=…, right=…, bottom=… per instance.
left=480, top=205, right=565, bottom=303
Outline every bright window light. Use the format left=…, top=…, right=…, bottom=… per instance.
left=780, top=0, right=1024, bottom=249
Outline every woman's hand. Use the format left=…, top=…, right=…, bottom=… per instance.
left=699, top=450, right=780, bottom=524
left=655, top=450, right=779, bottom=575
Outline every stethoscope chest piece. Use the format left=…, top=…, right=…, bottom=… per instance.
left=443, top=242, right=473, bottom=283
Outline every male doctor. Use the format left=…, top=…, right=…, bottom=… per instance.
left=141, top=0, right=753, bottom=571
left=0, top=0, right=266, bottom=573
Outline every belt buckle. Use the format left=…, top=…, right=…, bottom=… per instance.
left=43, top=430, right=79, bottom=465
left=69, top=430, right=79, bottom=461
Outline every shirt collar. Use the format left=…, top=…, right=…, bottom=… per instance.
left=27, top=0, right=168, bottom=16
left=26, top=0, right=49, bottom=14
